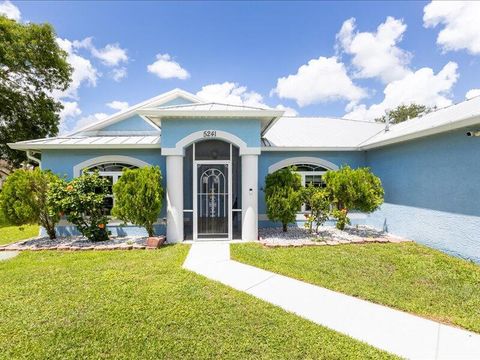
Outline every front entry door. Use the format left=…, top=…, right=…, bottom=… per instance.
left=195, top=162, right=231, bottom=240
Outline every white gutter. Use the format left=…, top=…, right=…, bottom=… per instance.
left=261, top=146, right=359, bottom=152
left=26, top=150, right=41, bottom=168
left=138, top=108, right=284, bottom=119
left=9, top=143, right=162, bottom=150
left=359, top=115, right=480, bottom=150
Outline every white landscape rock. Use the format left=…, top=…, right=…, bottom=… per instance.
left=259, top=225, right=410, bottom=247
left=0, top=235, right=150, bottom=251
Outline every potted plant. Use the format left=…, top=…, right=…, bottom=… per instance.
left=112, top=166, right=165, bottom=248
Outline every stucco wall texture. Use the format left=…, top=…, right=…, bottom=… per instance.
left=365, top=127, right=480, bottom=262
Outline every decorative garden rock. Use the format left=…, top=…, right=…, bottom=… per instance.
left=0, top=235, right=165, bottom=251
left=259, top=225, right=412, bottom=248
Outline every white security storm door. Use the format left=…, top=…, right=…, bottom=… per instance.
left=194, top=162, right=232, bottom=240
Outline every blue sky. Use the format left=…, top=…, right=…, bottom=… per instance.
left=1, top=1, right=480, bottom=132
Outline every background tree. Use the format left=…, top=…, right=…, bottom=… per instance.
left=0, top=168, right=60, bottom=239
left=375, top=104, right=434, bottom=124
left=324, top=166, right=384, bottom=230
left=265, top=167, right=302, bottom=232
left=49, top=172, right=110, bottom=242
left=0, top=16, right=72, bottom=166
left=112, top=166, right=164, bottom=237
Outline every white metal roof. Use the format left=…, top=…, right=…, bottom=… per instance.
left=263, top=96, right=480, bottom=150
left=359, top=96, right=480, bottom=149
left=263, top=117, right=385, bottom=150
left=138, top=102, right=284, bottom=135
left=68, top=89, right=202, bottom=136
left=8, top=135, right=161, bottom=150
left=8, top=91, right=480, bottom=153
left=154, top=102, right=275, bottom=111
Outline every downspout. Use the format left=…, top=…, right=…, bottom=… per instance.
left=26, top=150, right=42, bottom=168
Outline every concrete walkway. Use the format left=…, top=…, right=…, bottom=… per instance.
left=0, top=251, right=18, bottom=261
left=184, top=242, right=480, bottom=359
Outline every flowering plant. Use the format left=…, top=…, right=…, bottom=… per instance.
left=48, top=171, right=110, bottom=241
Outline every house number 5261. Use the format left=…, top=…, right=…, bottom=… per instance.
left=203, top=130, right=217, bottom=137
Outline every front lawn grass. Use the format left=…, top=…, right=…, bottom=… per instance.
left=0, top=212, right=38, bottom=245
left=231, top=242, right=480, bottom=333
left=0, top=246, right=393, bottom=359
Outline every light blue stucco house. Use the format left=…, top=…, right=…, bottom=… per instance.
left=9, top=89, right=480, bottom=262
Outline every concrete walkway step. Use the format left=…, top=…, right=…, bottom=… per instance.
left=0, top=251, right=18, bottom=261
left=183, top=242, right=480, bottom=359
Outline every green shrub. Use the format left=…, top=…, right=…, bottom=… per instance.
left=265, top=167, right=302, bottom=232
left=324, top=166, right=384, bottom=229
left=48, top=172, right=110, bottom=242
left=0, top=168, right=60, bottom=239
left=331, top=208, right=351, bottom=230
left=112, top=166, right=163, bottom=237
left=303, top=186, right=330, bottom=233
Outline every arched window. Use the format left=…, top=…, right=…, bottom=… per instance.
left=292, top=163, right=328, bottom=188
left=82, top=162, right=139, bottom=215
left=269, top=157, right=338, bottom=213
left=287, top=164, right=328, bottom=212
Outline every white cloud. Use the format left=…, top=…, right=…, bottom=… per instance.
left=0, top=0, right=20, bottom=21
left=197, top=82, right=266, bottom=108
left=54, top=37, right=128, bottom=133
left=73, top=37, right=128, bottom=67
left=73, top=112, right=109, bottom=131
left=346, top=62, right=459, bottom=120
left=273, top=56, right=366, bottom=107
left=147, top=53, right=190, bottom=80
left=54, top=38, right=99, bottom=99
left=337, top=17, right=411, bottom=83
left=197, top=82, right=297, bottom=115
left=58, top=100, right=82, bottom=134
left=424, top=1, right=480, bottom=55
left=111, top=67, right=127, bottom=82
left=466, top=88, right=480, bottom=100
left=60, top=101, right=81, bottom=120
left=274, top=104, right=298, bottom=116
left=91, top=43, right=128, bottom=67
left=106, top=100, right=129, bottom=112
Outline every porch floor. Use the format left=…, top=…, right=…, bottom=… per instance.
left=183, top=242, right=480, bottom=359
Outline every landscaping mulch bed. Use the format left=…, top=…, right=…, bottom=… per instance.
left=0, top=235, right=165, bottom=251
left=259, top=225, right=411, bottom=247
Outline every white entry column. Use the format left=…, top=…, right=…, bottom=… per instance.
left=166, top=155, right=183, bottom=243
left=241, top=154, right=258, bottom=241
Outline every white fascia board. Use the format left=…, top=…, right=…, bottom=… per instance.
left=261, top=146, right=360, bottom=152
left=360, top=115, right=480, bottom=150
left=8, top=143, right=161, bottom=150
left=261, top=117, right=281, bottom=136
left=138, top=108, right=284, bottom=119
left=81, top=130, right=160, bottom=136
left=67, top=89, right=202, bottom=136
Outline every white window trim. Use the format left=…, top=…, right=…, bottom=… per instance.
left=73, top=155, right=150, bottom=177
left=267, top=156, right=338, bottom=174
left=268, top=157, right=338, bottom=214
left=73, top=156, right=152, bottom=217
left=298, top=171, right=327, bottom=213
